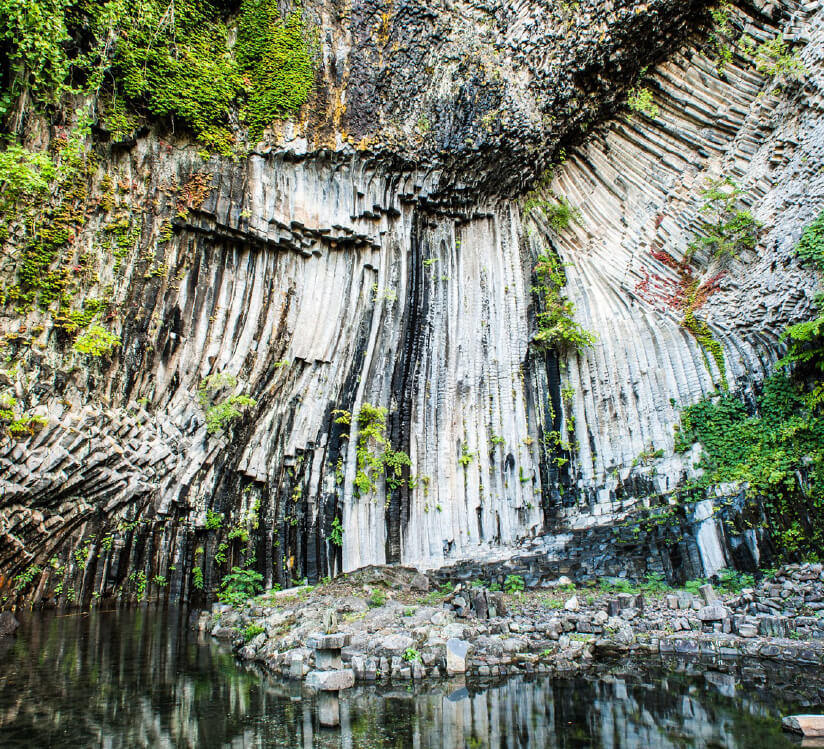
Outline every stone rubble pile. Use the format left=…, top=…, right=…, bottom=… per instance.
left=200, top=564, right=824, bottom=685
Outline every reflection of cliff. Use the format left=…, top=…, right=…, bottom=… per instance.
left=1, top=0, right=824, bottom=605
left=1, top=609, right=821, bottom=748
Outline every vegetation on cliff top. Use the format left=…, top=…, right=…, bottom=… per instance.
left=0, top=0, right=315, bottom=153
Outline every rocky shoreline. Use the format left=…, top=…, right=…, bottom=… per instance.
left=198, top=563, right=824, bottom=684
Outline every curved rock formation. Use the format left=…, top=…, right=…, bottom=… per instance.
left=1, top=0, right=822, bottom=606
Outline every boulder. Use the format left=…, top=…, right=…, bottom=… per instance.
left=411, top=573, right=431, bottom=592
left=446, top=638, right=470, bottom=675
left=699, top=584, right=718, bottom=605
left=378, top=634, right=413, bottom=655
left=470, top=590, right=489, bottom=619
left=782, top=715, right=824, bottom=737
left=564, top=595, right=579, bottom=611
left=486, top=592, right=507, bottom=617
left=306, top=669, right=355, bottom=691
left=289, top=652, right=307, bottom=679
left=758, top=616, right=789, bottom=638
left=697, top=604, right=730, bottom=622
left=307, top=632, right=349, bottom=650
left=737, top=623, right=758, bottom=638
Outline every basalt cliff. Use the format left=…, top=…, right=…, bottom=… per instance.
left=1, top=0, right=823, bottom=607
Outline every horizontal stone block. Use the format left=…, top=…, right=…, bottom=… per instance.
left=307, top=633, right=349, bottom=650
left=305, top=669, right=355, bottom=691
left=782, top=715, right=824, bottom=737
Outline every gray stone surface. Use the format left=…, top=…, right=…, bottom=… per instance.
left=307, top=633, right=348, bottom=650
left=782, top=715, right=824, bottom=737
left=446, top=638, right=470, bottom=675
left=698, top=604, right=730, bottom=623
left=305, top=669, right=355, bottom=691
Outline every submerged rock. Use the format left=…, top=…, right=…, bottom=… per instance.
left=0, top=612, right=19, bottom=636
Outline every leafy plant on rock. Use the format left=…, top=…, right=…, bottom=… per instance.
left=627, top=86, right=658, bottom=119
left=673, top=209, right=824, bottom=559
left=402, top=647, right=421, bottom=663
left=718, top=568, right=754, bottom=593
left=242, top=623, right=265, bottom=642
left=753, top=34, right=806, bottom=86
left=72, top=325, right=120, bottom=356
left=531, top=251, right=596, bottom=352
left=329, top=516, right=343, bottom=547
left=217, top=567, right=263, bottom=607
left=525, top=194, right=583, bottom=234
left=332, top=403, right=411, bottom=498
left=0, top=0, right=316, bottom=154
left=687, top=178, right=760, bottom=263
left=198, top=374, right=257, bottom=435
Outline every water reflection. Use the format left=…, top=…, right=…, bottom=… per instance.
left=0, top=607, right=821, bottom=748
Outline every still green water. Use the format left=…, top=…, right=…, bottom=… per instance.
left=0, top=607, right=821, bottom=748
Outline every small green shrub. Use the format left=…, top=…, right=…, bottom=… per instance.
left=531, top=252, right=596, bottom=352
left=640, top=572, right=669, bottom=593
left=332, top=403, right=410, bottom=497
left=73, top=325, right=120, bottom=356
left=242, top=623, right=265, bottom=642
left=205, top=509, right=224, bottom=530
left=718, top=568, right=754, bottom=593
left=217, top=567, right=263, bottom=607
left=708, top=1, right=735, bottom=74
left=599, top=578, right=638, bottom=594
left=421, top=582, right=454, bottom=604
left=192, top=567, right=204, bottom=590
left=0, top=0, right=72, bottom=108
left=529, top=195, right=583, bottom=233
left=687, top=178, right=760, bottom=262
left=504, top=574, right=525, bottom=594
left=129, top=570, right=147, bottom=600
left=684, top=578, right=706, bottom=595
left=198, top=374, right=238, bottom=405
left=753, top=35, right=806, bottom=83
left=627, top=86, right=658, bottom=119
left=368, top=589, right=386, bottom=608
left=458, top=443, right=474, bottom=468
left=0, top=144, right=56, bottom=201
left=205, top=395, right=257, bottom=434
left=329, top=516, right=343, bottom=547
left=402, top=647, right=421, bottom=663
left=13, top=565, right=42, bottom=593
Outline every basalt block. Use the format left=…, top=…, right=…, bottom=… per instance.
left=305, top=669, right=355, bottom=691
left=782, top=715, right=824, bottom=738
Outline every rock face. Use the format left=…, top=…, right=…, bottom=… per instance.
left=1, top=0, right=823, bottom=606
